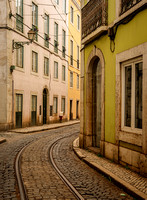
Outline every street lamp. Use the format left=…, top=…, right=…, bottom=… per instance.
left=12, top=29, right=36, bottom=50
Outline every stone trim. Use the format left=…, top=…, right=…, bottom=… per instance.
left=84, top=46, right=105, bottom=152
left=115, top=42, right=147, bottom=154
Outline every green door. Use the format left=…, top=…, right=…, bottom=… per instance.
left=16, top=94, right=23, bottom=128
left=31, top=95, right=37, bottom=125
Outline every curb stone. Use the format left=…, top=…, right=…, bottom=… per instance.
left=73, top=137, right=147, bottom=200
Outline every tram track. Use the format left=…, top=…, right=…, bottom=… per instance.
left=15, top=129, right=83, bottom=200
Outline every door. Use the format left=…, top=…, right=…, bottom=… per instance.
left=70, top=100, right=73, bottom=120
left=76, top=100, right=79, bottom=119
left=16, top=94, right=22, bottom=128
left=43, top=89, right=47, bottom=124
left=31, top=95, right=37, bottom=125
left=92, top=58, right=102, bottom=147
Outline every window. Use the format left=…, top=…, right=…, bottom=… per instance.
left=54, top=61, right=58, bottom=79
left=77, top=14, right=80, bottom=30
left=32, top=51, right=38, bottom=73
left=62, top=65, right=66, bottom=81
left=53, top=97, right=58, bottom=114
left=61, top=97, right=65, bottom=114
left=55, top=0, right=59, bottom=5
left=70, top=71, right=73, bottom=87
left=63, top=0, right=66, bottom=13
left=31, top=95, right=37, bottom=125
left=77, top=74, right=79, bottom=89
left=16, top=0, right=23, bottom=32
left=77, top=45, right=79, bottom=69
left=120, top=0, right=142, bottom=15
left=32, top=2, right=38, bottom=41
left=54, top=22, right=58, bottom=53
left=121, top=58, right=142, bottom=131
left=15, top=94, right=23, bottom=128
left=70, top=6, right=73, bottom=23
left=44, top=57, right=49, bottom=76
left=62, top=29, right=66, bottom=58
left=70, top=40, right=73, bottom=65
left=16, top=46, right=23, bottom=68
left=44, top=14, right=49, bottom=48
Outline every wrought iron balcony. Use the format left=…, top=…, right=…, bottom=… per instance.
left=82, top=0, right=108, bottom=39
left=120, top=0, right=142, bottom=14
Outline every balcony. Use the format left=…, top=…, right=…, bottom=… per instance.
left=82, top=0, right=108, bottom=40
left=120, top=0, right=142, bottom=14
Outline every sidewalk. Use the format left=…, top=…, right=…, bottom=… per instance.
left=73, top=137, right=147, bottom=200
left=9, top=120, right=80, bottom=133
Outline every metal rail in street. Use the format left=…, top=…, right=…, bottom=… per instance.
left=49, top=133, right=85, bottom=200
left=15, top=130, right=83, bottom=200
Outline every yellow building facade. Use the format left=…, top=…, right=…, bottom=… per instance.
left=68, top=0, right=81, bottom=120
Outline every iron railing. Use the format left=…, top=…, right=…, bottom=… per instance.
left=120, top=0, right=142, bottom=14
left=82, top=0, right=108, bottom=39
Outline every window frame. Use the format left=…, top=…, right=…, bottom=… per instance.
left=70, top=6, right=74, bottom=24
left=77, top=74, right=79, bottom=89
left=16, top=0, right=23, bottom=32
left=44, top=57, right=49, bottom=76
left=61, top=97, right=66, bottom=114
left=62, top=65, right=66, bottom=81
left=54, top=61, right=58, bottom=79
left=77, top=14, right=80, bottom=30
left=54, top=22, right=59, bottom=53
left=16, top=46, right=24, bottom=68
left=121, top=57, right=143, bottom=133
left=53, top=96, right=58, bottom=114
left=32, top=51, right=38, bottom=73
left=44, top=14, right=49, bottom=48
left=70, top=40, right=73, bottom=66
left=32, top=2, right=38, bottom=41
left=70, top=71, right=73, bottom=88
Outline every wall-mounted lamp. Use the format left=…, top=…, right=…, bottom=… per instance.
left=12, top=29, right=36, bottom=51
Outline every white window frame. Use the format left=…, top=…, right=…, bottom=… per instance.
left=61, top=97, right=65, bottom=114
left=32, top=51, right=38, bottom=73
left=16, top=46, right=23, bottom=68
left=77, top=74, right=79, bottom=89
left=121, top=57, right=143, bottom=134
left=77, top=14, right=80, bottom=30
left=70, top=6, right=73, bottom=24
left=63, top=0, right=66, bottom=13
left=70, top=71, right=73, bottom=87
left=44, top=57, right=49, bottom=76
left=54, top=61, right=58, bottom=79
left=53, top=96, right=58, bottom=114
left=62, top=65, right=66, bottom=81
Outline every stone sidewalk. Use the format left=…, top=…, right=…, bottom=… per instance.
left=9, top=120, right=80, bottom=133
left=73, top=138, right=147, bottom=200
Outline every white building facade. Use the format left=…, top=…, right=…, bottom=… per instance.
left=0, top=0, right=69, bottom=130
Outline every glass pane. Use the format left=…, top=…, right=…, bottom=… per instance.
left=135, top=62, right=142, bottom=129
left=124, top=66, right=132, bottom=127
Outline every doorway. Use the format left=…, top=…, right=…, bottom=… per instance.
left=70, top=100, right=73, bottom=120
left=43, top=89, right=47, bottom=124
left=76, top=100, right=79, bottom=119
left=15, top=94, right=23, bottom=128
left=92, top=58, right=102, bottom=147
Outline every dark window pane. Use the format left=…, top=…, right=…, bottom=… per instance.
left=125, top=66, right=132, bottom=127
left=135, top=62, right=142, bottom=129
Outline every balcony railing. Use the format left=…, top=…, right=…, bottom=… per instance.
left=120, top=0, right=142, bottom=14
left=82, top=0, right=108, bottom=39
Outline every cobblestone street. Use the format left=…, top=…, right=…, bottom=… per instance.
left=0, top=124, right=135, bottom=199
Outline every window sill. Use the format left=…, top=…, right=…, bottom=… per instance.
left=43, top=75, right=49, bottom=79
left=31, top=71, right=39, bottom=77
left=119, top=129, right=142, bottom=147
left=15, top=66, right=25, bottom=73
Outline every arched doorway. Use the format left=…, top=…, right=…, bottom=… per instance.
left=43, top=89, right=47, bottom=124
left=92, top=58, right=102, bottom=147
left=83, top=47, right=105, bottom=151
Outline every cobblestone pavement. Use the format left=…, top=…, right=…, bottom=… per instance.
left=53, top=133, right=134, bottom=200
left=0, top=124, right=134, bottom=200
